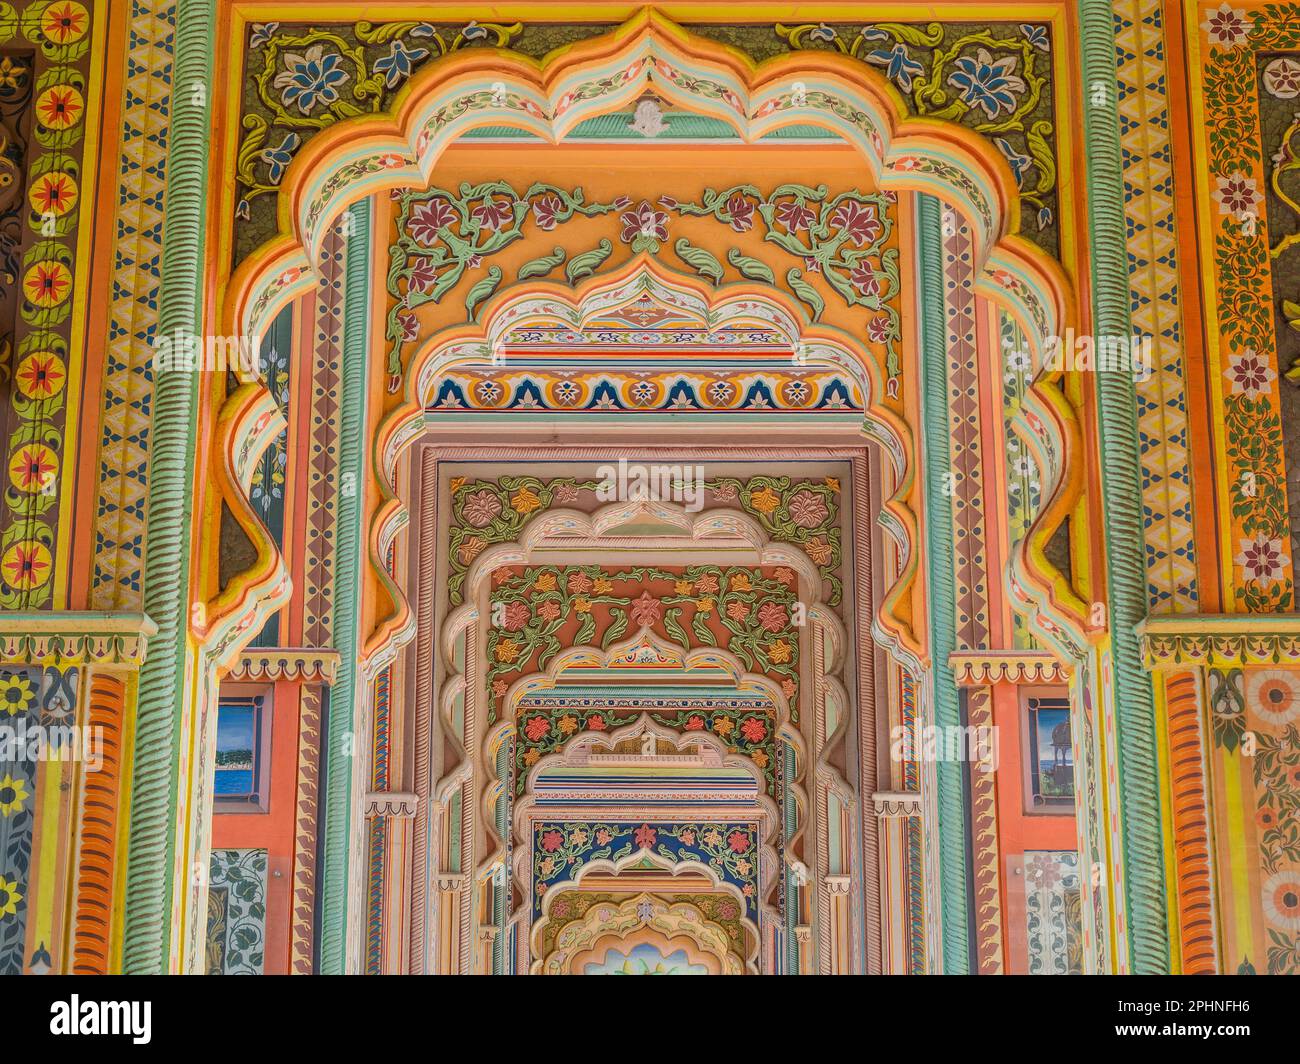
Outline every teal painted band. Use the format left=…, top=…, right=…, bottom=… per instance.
left=917, top=194, right=970, bottom=973
left=1077, top=0, right=1169, bottom=973
left=122, top=0, right=214, bottom=973
left=318, top=200, right=372, bottom=973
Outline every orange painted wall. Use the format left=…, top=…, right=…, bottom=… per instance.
left=210, top=679, right=302, bottom=975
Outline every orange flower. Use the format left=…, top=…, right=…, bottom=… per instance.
left=712, top=717, right=735, bottom=737
left=674, top=579, right=693, bottom=595
left=766, top=638, right=792, bottom=664
left=448, top=476, right=466, bottom=493
left=825, top=476, right=841, bottom=494
left=36, top=85, right=83, bottom=130
left=802, top=536, right=833, bottom=566
left=2, top=542, right=51, bottom=591
left=557, top=715, right=579, bottom=734
left=534, top=572, right=557, bottom=592
left=457, top=535, right=485, bottom=564
left=696, top=597, right=714, bottom=614
left=730, top=572, right=752, bottom=591
left=15, top=352, right=64, bottom=399
left=28, top=172, right=77, bottom=218
left=510, top=485, right=541, bottom=514
left=750, top=486, right=781, bottom=514
left=23, top=261, right=71, bottom=307
left=494, top=638, right=520, bottom=663
left=574, top=596, right=591, bottom=613
left=592, top=576, right=613, bottom=594
left=41, top=2, right=88, bottom=43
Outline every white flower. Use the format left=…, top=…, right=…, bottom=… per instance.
left=1225, top=348, right=1277, bottom=396
left=1201, top=3, right=1253, bottom=47
left=1264, top=57, right=1300, bottom=99
left=1212, top=171, right=1260, bottom=218
left=1235, top=535, right=1290, bottom=583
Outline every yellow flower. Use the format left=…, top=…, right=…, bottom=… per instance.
left=523, top=748, right=541, bottom=766
left=511, top=485, right=542, bottom=514
left=574, top=597, right=591, bottom=613
left=712, top=717, right=734, bottom=737
left=825, top=476, right=840, bottom=494
left=495, top=639, right=521, bottom=663
left=766, top=639, right=792, bottom=664
left=674, top=580, right=693, bottom=595
left=751, top=750, right=769, bottom=769
left=534, top=573, right=557, bottom=592
left=730, top=573, right=752, bottom=591
left=557, top=715, right=579, bottom=734
left=0, top=673, right=35, bottom=717
left=449, top=476, right=466, bottom=493
left=0, top=877, right=20, bottom=917
left=697, top=597, right=714, bottom=614
left=750, top=487, right=781, bottom=514
left=592, top=576, right=613, bottom=594
left=0, top=775, right=27, bottom=817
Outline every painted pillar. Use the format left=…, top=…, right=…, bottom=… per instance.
left=1078, top=0, right=1170, bottom=972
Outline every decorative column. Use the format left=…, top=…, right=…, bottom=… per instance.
left=873, top=790, right=923, bottom=973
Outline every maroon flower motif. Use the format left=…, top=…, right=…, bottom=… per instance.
left=470, top=196, right=514, bottom=231
left=407, top=257, right=440, bottom=294
left=726, top=192, right=755, bottom=232
left=775, top=199, right=816, bottom=233
left=619, top=200, right=669, bottom=248
left=829, top=198, right=882, bottom=247
left=540, top=829, right=564, bottom=853
left=867, top=315, right=892, bottom=343
left=396, top=310, right=420, bottom=343
left=407, top=197, right=457, bottom=245
left=531, top=193, right=565, bottom=231
left=850, top=263, right=882, bottom=298
left=727, top=830, right=750, bottom=854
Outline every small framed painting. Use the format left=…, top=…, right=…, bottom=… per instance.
left=214, top=692, right=269, bottom=811
left=1025, top=695, right=1073, bottom=812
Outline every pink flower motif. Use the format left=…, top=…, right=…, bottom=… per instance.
left=775, top=199, right=816, bottom=233
left=1236, top=535, right=1290, bottom=583
left=757, top=600, right=789, bottom=633
left=524, top=716, right=550, bottom=742
left=739, top=717, right=767, bottom=743
left=694, top=573, right=719, bottom=594
left=567, top=572, right=593, bottom=593
left=540, top=829, right=564, bottom=853
left=1226, top=349, right=1277, bottom=396
left=595, top=827, right=612, bottom=845
left=470, top=197, right=514, bottom=231
left=774, top=567, right=796, bottom=586
left=1201, top=3, right=1253, bottom=47
left=787, top=488, right=829, bottom=528
left=408, top=197, right=457, bottom=245
left=538, top=600, right=562, bottom=622
left=462, top=488, right=503, bottom=527
left=630, top=591, right=662, bottom=627
left=554, top=483, right=580, bottom=503
left=585, top=714, right=607, bottom=731
left=619, top=200, right=669, bottom=247
left=829, top=198, right=882, bottom=247
left=727, top=830, right=750, bottom=853
left=502, top=600, right=531, bottom=631
left=531, top=193, right=565, bottom=231
left=678, top=828, right=696, bottom=846
left=634, top=823, right=657, bottom=849
left=685, top=714, right=706, bottom=730
left=726, top=600, right=750, bottom=622
left=726, top=192, right=755, bottom=232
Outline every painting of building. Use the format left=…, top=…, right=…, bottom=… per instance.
left=0, top=0, right=1293, bottom=982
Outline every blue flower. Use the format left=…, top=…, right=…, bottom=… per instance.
left=994, top=136, right=1032, bottom=185
left=272, top=44, right=350, bottom=116
left=866, top=43, right=924, bottom=92
left=946, top=48, right=1027, bottom=119
left=249, top=22, right=279, bottom=48
left=1020, top=24, right=1050, bottom=52
left=260, top=132, right=301, bottom=184
left=373, top=39, right=430, bottom=89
